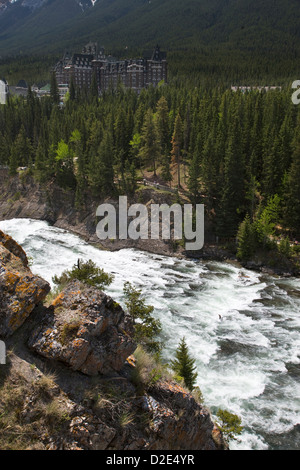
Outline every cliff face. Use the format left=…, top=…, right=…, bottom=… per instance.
left=0, top=229, right=50, bottom=337
left=0, top=229, right=227, bottom=450
left=0, top=170, right=220, bottom=257
left=0, top=170, right=179, bottom=254
left=1, top=170, right=298, bottom=276
left=28, top=280, right=136, bottom=376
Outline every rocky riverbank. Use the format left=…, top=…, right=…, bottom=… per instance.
left=0, top=170, right=229, bottom=259
left=0, top=170, right=298, bottom=277
left=0, top=228, right=227, bottom=451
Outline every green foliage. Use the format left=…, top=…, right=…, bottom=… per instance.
left=130, top=345, right=171, bottom=394
left=255, top=194, right=282, bottom=243
left=283, top=141, right=300, bottom=237
left=123, top=281, right=162, bottom=353
left=52, top=259, right=114, bottom=290
left=50, top=72, right=60, bottom=105
left=171, top=337, right=198, bottom=391
left=1, top=0, right=300, bottom=85
left=237, top=214, right=256, bottom=261
left=216, top=409, right=243, bottom=443
left=278, top=238, right=291, bottom=258
left=0, top=78, right=299, bottom=254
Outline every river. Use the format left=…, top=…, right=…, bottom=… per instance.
left=0, top=218, right=299, bottom=450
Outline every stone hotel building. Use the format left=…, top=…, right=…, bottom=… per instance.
left=55, top=43, right=167, bottom=93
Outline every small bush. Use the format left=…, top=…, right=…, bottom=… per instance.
left=52, top=258, right=114, bottom=290
left=216, top=409, right=243, bottom=443
left=130, top=345, right=171, bottom=393
left=123, top=282, right=162, bottom=353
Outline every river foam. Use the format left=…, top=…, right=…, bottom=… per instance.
left=0, top=218, right=299, bottom=450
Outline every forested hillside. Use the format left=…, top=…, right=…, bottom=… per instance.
left=1, top=0, right=300, bottom=84
left=1, top=81, right=300, bottom=266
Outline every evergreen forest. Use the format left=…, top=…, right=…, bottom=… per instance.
left=1, top=77, right=300, bottom=264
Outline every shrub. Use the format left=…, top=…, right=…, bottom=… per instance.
left=278, top=237, right=291, bottom=258
left=52, top=258, right=114, bottom=290
left=216, top=409, right=243, bottom=443
left=123, top=282, right=162, bottom=353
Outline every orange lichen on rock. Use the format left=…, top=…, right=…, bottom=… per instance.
left=28, top=280, right=136, bottom=376
left=52, top=291, right=65, bottom=307
left=0, top=232, right=50, bottom=337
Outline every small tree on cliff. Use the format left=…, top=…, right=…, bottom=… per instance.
left=52, top=259, right=114, bottom=290
left=123, top=282, right=162, bottom=354
left=171, top=337, right=198, bottom=391
left=216, top=409, right=243, bottom=443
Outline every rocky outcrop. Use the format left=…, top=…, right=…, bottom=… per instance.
left=57, top=380, right=226, bottom=451
left=0, top=229, right=50, bottom=337
left=13, top=354, right=226, bottom=451
left=138, top=381, right=225, bottom=450
left=28, top=281, right=136, bottom=375
left=0, top=230, right=228, bottom=451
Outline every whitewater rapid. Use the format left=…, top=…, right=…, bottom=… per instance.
left=0, top=218, right=299, bottom=450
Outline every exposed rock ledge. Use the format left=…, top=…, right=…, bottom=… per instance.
left=0, top=229, right=227, bottom=451
left=28, top=280, right=136, bottom=376
left=0, top=229, right=50, bottom=337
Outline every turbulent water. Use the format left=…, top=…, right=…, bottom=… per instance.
left=1, top=218, right=299, bottom=450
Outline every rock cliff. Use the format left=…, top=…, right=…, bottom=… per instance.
left=0, top=229, right=50, bottom=337
left=28, top=280, right=136, bottom=376
left=0, top=230, right=227, bottom=451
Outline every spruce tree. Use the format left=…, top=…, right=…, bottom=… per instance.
left=283, top=141, right=300, bottom=237
left=188, top=150, right=201, bottom=205
left=123, top=282, right=162, bottom=353
left=237, top=214, right=256, bottom=261
left=171, top=113, right=183, bottom=188
left=50, top=72, right=60, bottom=105
left=155, top=96, right=170, bottom=155
left=217, top=113, right=245, bottom=239
left=138, top=108, right=161, bottom=176
left=171, top=337, right=198, bottom=391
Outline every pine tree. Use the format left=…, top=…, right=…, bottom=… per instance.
left=171, top=337, right=198, bottom=391
left=237, top=214, right=256, bottom=261
left=138, top=108, right=161, bottom=176
left=89, top=129, right=115, bottom=196
left=161, top=153, right=172, bottom=186
left=283, top=141, right=300, bottom=236
left=55, top=139, right=76, bottom=188
left=50, top=72, right=60, bottom=105
left=9, top=126, right=33, bottom=174
left=171, top=113, right=183, bottom=188
left=123, top=282, right=162, bottom=353
left=217, top=113, right=245, bottom=238
left=188, top=150, right=201, bottom=205
left=216, top=409, right=243, bottom=443
left=70, top=129, right=85, bottom=207
left=155, top=96, right=170, bottom=155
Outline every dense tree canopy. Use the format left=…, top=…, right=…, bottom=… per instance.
left=0, top=80, right=300, bottom=242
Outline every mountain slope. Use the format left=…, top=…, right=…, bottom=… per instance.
left=0, top=0, right=299, bottom=55
left=0, top=0, right=300, bottom=81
